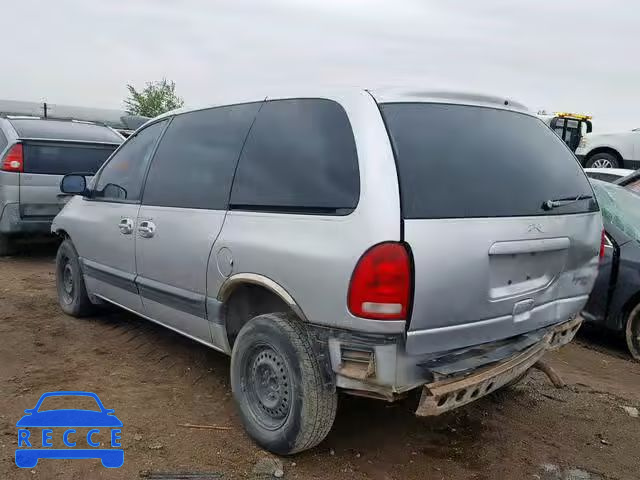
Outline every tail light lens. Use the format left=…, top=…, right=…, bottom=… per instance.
left=348, top=242, right=411, bottom=320
left=1, top=144, right=24, bottom=172
left=600, top=230, right=606, bottom=260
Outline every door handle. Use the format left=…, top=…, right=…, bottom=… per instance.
left=138, top=220, right=156, bottom=238
left=118, top=218, right=134, bottom=235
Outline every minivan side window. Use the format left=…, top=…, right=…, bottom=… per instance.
left=229, top=98, right=360, bottom=215
left=141, top=103, right=261, bottom=210
left=93, top=120, right=167, bottom=203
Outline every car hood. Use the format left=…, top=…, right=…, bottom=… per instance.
left=16, top=410, right=123, bottom=427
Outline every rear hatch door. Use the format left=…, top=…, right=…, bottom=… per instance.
left=380, top=102, right=601, bottom=355
left=19, top=141, right=117, bottom=218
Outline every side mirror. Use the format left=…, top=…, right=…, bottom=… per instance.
left=60, top=174, right=87, bottom=196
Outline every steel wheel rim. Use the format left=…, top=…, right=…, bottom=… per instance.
left=243, top=344, right=292, bottom=430
left=592, top=158, right=613, bottom=168
left=59, top=255, right=75, bottom=305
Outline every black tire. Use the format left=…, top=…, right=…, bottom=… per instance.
left=625, top=304, right=640, bottom=361
left=0, top=234, right=11, bottom=256
left=585, top=152, right=620, bottom=169
left=55, top=239, right=95, bottom=317
left=230, top=312, right=337, bottom=455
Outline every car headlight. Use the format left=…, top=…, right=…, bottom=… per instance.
left=578, top=137, right=588, bottom=148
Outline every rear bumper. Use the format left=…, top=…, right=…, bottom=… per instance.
left=325, top=315, right=582, bottom=404
left=414, top=317, right=581, bottom=416
left=0, top=203, right=54, bottom=234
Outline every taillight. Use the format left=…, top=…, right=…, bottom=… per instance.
left=1, top=144, right=24, bottom=172
left=348, top=242, right=411, bottom=320
left=600, top=230, right=606, bottom=260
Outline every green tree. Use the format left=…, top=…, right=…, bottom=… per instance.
left=124, top=78, right=184, bottom=117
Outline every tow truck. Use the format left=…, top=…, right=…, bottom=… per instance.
left=538, top=112, right=593, bottom=152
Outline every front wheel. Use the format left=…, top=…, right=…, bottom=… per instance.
left=55, top=239, right=95, bottom=317
left=626, top=304, right=640, bottom=361
left=230, top=312, right=337, bottom=455
left=585, top=152, right=620, bottom=169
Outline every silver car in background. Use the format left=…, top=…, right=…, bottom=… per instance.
left=0, top=117, right=122, bottom=254
left=52, top=89, right=603, bottom=455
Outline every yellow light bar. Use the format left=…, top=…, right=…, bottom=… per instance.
left=554, top=112, right=592, bottom=121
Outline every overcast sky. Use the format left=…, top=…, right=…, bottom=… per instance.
left=3, top=0, right=638, bottom=131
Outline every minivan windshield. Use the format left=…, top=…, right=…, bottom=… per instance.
left=380, top=103, right=598, bottom=219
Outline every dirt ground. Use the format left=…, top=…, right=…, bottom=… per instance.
left=1, top=244, right=640, bottom=480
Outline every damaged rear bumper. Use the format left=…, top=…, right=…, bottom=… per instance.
left=414, top=316, right=582, bottom=416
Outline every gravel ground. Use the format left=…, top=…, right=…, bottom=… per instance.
left=1, top=245, right=639, bottom=479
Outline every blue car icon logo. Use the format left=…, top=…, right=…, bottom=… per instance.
left=15, top=391, right=123, bottom=468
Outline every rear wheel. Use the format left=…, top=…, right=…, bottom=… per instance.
left=230, top=312, right=337, bottom=455
left=56, top=239, right=95, bottom=317
left=586, top=152, right=619, bottom=169
left=626, top=304, right=640, bottom=361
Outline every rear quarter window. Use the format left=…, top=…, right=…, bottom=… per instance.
left=381, top=103, right=597, bottom=218
left=229, top=98, right=360, bottom=214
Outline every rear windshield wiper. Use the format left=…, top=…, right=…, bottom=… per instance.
left=541, top=194, right=593, bottom=211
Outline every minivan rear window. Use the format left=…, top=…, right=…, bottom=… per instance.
left=381, top=103, right=598, bottom=219
left=22, top=143, right=118, bottom=175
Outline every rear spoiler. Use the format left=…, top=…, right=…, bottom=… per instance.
left=17, top=138, right=121, bottom=147
left=0, top=100, right=149, bottom=132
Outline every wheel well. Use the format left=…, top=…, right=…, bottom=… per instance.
left=586, top=147, right=624, bottom=166
left=54, top=228, right=69, bottom=239
left=223, top=284, right=294, bottom=348
left=619, top=291, right=640, bottom=330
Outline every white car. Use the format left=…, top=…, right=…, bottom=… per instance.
left=576, top=128, right=640, bottom=169
left=583, top=167, right=634, bottom=183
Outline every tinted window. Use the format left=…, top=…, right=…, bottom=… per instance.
left=9, top=119, right=123, bottom=143
left=230, top=99, right=359, bottom=214
left=381, top=103, right=597, bottom=218
left=22, top=143, right=117, bottom=175
left=142, top=103, right=261, bottom=209
left=93, top=121, right=166, bottom=202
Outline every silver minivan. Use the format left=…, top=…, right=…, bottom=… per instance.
left=0, top=117, right=122, bottom=254
left=53, top=89, right=603, bottom=455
